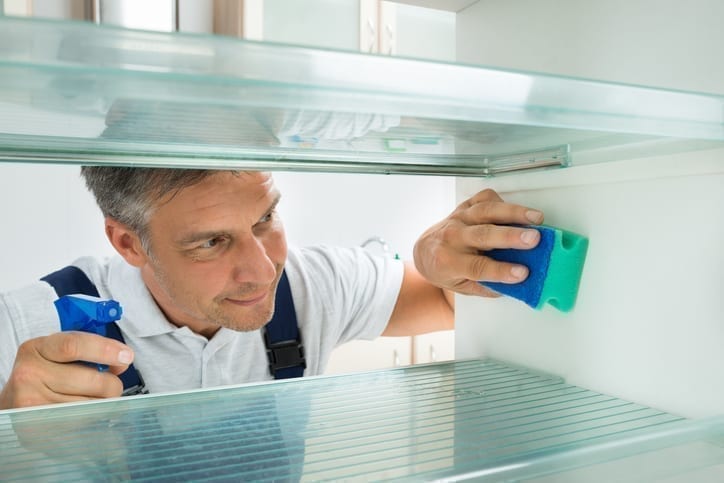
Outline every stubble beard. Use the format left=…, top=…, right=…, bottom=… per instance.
left=151, top=259, right=280, bottom=333
left=210, top=292, right=277, bottom=332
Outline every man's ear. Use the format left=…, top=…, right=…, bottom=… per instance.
left=105, top=218, right=148, bottom=268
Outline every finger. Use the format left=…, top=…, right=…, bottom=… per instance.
left=32, top=389, right=112, bottom=406
left=451, top=252, right=529, bottom=284
left=459, top=200, right=544, bottom=226
left=107, top=363, right=132, bottom=377
left=458, top=188, right=504, bottom=209
left=7, top=384, right=101, bottom=408
left=44, top=363, right=124, bottom=399
left=4, top=338, right=126, bottom=408
left=461, top=224, right=541, bottom=251
left=37, top=331, right=134, bottom=368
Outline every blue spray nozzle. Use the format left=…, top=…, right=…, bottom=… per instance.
left=55, top=294, right=123, bottom=336
left=54, top=294, right=124, bottom=371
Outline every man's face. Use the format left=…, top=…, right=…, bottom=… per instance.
left=138, top=171, right=287, bottom=337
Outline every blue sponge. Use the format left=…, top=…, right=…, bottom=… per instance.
left=480, top=225, right=588, bottom=312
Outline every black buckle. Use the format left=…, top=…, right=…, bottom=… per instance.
left=265, top=337, right=306, bottom=375
left=121, top=370, right=149, bottom=397
left=122, top=384, right=149, bottom=397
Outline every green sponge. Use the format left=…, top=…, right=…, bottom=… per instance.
left=480, top=226, right=589, bottom=312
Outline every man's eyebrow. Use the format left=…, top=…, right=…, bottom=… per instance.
left=176, top=194, right=281, bottom=246
left=264, top=194, right=281, bottom=217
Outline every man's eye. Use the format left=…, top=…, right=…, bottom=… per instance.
left=200, top=237, right=224, bottom=249
left=258, top=211, right=274, bottom=224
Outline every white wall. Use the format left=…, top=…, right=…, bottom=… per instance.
left=455, top=0, right=724, bottom=418
left=263, top=0, right=360, bottom=50
left=395, top=1, right=455, bottom=62
left=274, top=172, right=453, bottom=260
left=457, top=0, right=724, bottom=95
left=0, top=164, right=113, bottom=291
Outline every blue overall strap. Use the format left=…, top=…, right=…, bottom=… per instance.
left=263, top=270, right=306, bottom=379
left=41, top=266, right=148, bottom=396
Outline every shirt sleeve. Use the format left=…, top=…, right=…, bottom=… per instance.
left=287, top=245, right=405, bottom=348
left=334, top=247, right=405, bottom=344
left=0, top=282, right=63, bottom=389
left=0, top=292, right=21, bottom=388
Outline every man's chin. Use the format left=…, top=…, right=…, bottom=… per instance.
left=236, top=319, right=270, bottom=332
left=215, top=308, right=274, bottom=333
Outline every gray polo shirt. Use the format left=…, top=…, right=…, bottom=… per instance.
left=0, top=245, right=404, bottom=394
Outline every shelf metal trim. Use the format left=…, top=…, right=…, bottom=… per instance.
left=0, top=135, right=570, bottom=176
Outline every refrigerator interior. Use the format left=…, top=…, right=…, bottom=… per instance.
left=1, top=2, right=723, bottom=479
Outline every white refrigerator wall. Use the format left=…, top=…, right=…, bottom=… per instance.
left=455, top=0, right=724, bottom=418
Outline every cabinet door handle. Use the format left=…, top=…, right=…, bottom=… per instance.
left=366, top=17, right=376, bottom=52
left=429, top=345, right=437, bottom=362
left=393, top=349, right=400, bottom=367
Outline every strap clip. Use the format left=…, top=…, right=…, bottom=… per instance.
left=264, top=333, right=306, bottom=375
left=120, top=368, right=149, bottom=397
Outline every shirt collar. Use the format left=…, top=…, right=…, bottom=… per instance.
left=107, top=256, right=180, bottom=338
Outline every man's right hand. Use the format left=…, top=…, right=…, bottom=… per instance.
left=0, top=331, right=134, bottom=409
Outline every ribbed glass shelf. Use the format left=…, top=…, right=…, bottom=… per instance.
left=1, top=16, right=723, bottom=176
left=2, top=359, right=722, bottom=481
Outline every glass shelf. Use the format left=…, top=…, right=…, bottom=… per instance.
left=2, top=359, right=722, bottom=481
left=1, top=16, right=723, bottom=176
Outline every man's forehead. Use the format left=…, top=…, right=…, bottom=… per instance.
left=149, top=170, right=277, bottom=220
left=236, top=170, right=273, bottom=182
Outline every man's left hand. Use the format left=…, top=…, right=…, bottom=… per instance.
left=413, top=188, right=544, bottom=297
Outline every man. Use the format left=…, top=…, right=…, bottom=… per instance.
left=0, top=167, right=543, bottom=409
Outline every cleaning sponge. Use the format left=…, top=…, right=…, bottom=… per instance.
left=480, top=226, right=588, bottom=312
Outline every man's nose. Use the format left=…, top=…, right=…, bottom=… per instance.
left=230, top=236, right=276, bottom=285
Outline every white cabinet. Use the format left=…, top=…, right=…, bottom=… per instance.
left=324, top=336, right=411, bottom=374
left=412, top=329, right=454, bottom=364
left=324, top=329, right=454, bottom=374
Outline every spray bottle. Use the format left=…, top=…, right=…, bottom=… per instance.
left=54, top=294, right=124, bottom=371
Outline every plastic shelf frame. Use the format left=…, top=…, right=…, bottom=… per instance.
left=2, top=359, right=723, bottom=481
left=1, top=17, right=723, bottom=176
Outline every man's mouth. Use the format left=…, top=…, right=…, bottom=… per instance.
left=225, top=291, right=267, bottom=307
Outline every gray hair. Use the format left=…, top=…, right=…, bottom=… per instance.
left=80, top=167, right=227, bottom=253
